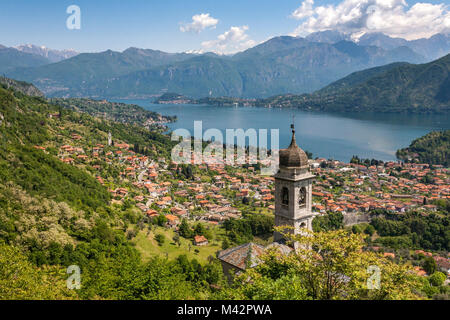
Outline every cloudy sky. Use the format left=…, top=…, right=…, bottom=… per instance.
left=0, top=0, right=448, bottom=54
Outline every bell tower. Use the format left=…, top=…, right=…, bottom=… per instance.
left=274, top=124, right=315, bottom=244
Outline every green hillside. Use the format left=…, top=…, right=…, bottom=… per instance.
left=0, top=76, right=44, bottom=97
left=49, top=98, right=177, bottom=128
left=0, top=81, right=212, bottom=300
left=397, top=130, right=450, bottom=166
left=9, top=49, right=196, bottom=97
left=0, top=78, right=180, bottom=210
left=0, top=86, right=109, bottom=210
left=0, top=48, right=50, bottom=74
left=316, top=62, right=409, bottom=95
left=259, top=54, right=450, bottom=113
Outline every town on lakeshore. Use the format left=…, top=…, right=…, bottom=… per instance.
left=1, top=0, right=450, bottom=304
left=34, top=119, right=450, bottom=279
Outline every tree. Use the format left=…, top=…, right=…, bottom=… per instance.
left=352, top=225, right=363, bottom=234
left=222, top=238, right=230, bottom=250
left=217, top=273, right=310, bottom=300
left=155, top=214, right=167, bottom=227
left=364, top=225, right=375, bottom=236
left=194, top=223, right=206, bottom=237
left=0, top=244, right=76, bottom=300
left=173, top=234, right=181, bottom=247
left=226, top=229, right=422, bottom=300
left=126, top=229, right=137, bottom=240
left=312, top=212, right=343, bottom=232
left=429, top=272, right=446, bottom=287
left=155, top=234, right=165, bottom=246
left=423, top=257, right=437, bottom=275
left=179, top=219, right=193, bottom=239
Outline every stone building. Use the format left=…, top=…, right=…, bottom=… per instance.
left=218, top=124, right=316, bottom=278
left=274, top=124, right=316, bottom=245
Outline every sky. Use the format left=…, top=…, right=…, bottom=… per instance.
left=0, top=0, right=448, bottom=54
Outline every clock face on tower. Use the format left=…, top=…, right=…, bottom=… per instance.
left=299, top=187, right=306, bottom=206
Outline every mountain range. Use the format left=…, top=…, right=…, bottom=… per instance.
left=0, top=47, right=51, bottom=74
left=161, top=53, right=449, bottom=113
left=256, top=53, right=450, bottom=113
left=14, top=44, right=78, bottom=63
left=306, top=31, right=450, bottom=61
left=0, top=44, right=78, bottom=74
left=2, top=31, right=450, bottom=99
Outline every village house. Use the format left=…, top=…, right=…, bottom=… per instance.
left=194, top=235, right=209, bottom=246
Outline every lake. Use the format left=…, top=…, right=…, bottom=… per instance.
left=115, top=100, right=450, bottom=163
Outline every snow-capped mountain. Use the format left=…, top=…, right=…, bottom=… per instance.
left=14, top=44, right=78, bottom=63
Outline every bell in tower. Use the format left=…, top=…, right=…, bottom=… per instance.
left=273, top=123, right=316, bottom=245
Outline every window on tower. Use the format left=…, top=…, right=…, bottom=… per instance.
left=282, top=187, right=289, bottom=205
left=299, top=187, right=307, bottom=207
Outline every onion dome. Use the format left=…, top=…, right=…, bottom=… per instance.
left=279, top=124, right=308, bottom=168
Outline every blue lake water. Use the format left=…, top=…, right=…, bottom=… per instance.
left=114, top=99, right=450, bottom=163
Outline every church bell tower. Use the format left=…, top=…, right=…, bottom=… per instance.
left=274, top=124, right=315, bottom=244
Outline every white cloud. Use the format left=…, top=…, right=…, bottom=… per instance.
left=201, top=25, right=256, bottom=54
left=292, top=0, right=315, bottom=20
left=290, top=0, right=450, bottom=40
left=180, top=13, right=219, bottom=33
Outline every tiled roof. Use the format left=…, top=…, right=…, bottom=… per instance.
left=194, top=235, right=208, bottom=244
left=218, top=243, right=266, bottom=270
left=265, top=242, right=293, bottom=256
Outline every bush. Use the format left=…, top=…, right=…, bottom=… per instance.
left=312, top=212, right=343, bottom=232
left=352, top=225, right=363, bottom=234
left=154, top=214, right=167, bottom=227
left=423, top=257, right=437, bottom=275
left=126, top=229, right=137, bottom=240
left=429, top=272, right=446, bottom=287
left=155, top=234, right=165, bottom=246
left=222, top=238, right=230, bottom=250
left=364, top=225, right=375, bottom=236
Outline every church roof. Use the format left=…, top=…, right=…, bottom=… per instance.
left=279, top=124, right=309, bottom=168
left=218, top=243, right=266, bottom=270
left=265, top=242, right=294, bottom=255
left=218, top=242, right=295, bottom=271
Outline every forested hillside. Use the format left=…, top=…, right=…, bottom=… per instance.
left=397, top=130, right=450, bottom=166
left=0, top=47, right=50, bottom=74
left=0, top=76, right=44, bottom=97
left=49, top=98, right=176, bottom=129
left=258, top=54, right=450, bottom=113
left=0, top=83, right=218, bottom=299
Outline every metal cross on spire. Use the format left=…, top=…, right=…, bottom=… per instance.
left=291, top=114, right=295, bottom=132
left=289, top=114, right=298, bottom=148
